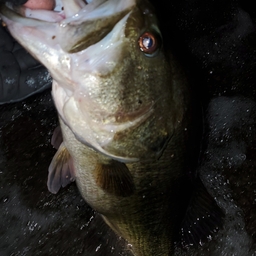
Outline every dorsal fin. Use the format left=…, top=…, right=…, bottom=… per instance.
left=94, top=160, right=135, bottom=197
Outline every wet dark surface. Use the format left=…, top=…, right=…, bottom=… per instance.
left=1, top=0, right=256, bottom=255
left=2, top=92, right=256, bottom=256
left=0, top=92, right=131, bottom=256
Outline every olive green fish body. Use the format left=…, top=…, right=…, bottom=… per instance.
left=60, top=104, right=191, bottom=256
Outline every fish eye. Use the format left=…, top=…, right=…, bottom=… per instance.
left=138, top=32, right=160, bottom=55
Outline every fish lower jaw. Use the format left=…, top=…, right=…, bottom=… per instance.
left=68, top=113, right=157, bottom=162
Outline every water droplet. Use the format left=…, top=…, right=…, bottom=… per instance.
left=95, top=244, right=102, bottom=252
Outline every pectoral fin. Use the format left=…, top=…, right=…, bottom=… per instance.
left=177, top=178, right=224, bottom=248
left=47, top=142, right=76, bottom=194
left=94, top=160, right=135, bottom=197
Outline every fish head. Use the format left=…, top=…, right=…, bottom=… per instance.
left=0, top=0, right=186, bottom=162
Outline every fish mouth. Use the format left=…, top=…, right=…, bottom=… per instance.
left=1, top=0, right=134, bottom=22
left=0, top=0, right=135, bottom=52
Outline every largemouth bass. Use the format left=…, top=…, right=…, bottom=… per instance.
left=0, top=0, right=223, bottom=255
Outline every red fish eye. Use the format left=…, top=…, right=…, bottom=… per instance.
left=138, top=32, right=158, bottom=54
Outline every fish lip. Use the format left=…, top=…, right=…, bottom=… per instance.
left=0, top=0, right=135, bottom=25
left=0, top=0, right=136, bottom=52
left=0, top=1, right=65, bottom=23
left=1, top=0, right=88, bottom=23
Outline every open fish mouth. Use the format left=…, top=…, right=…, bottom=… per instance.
left=0, top=0, right=136, bottom=53
left=2, top=0, right=135, bottom=23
